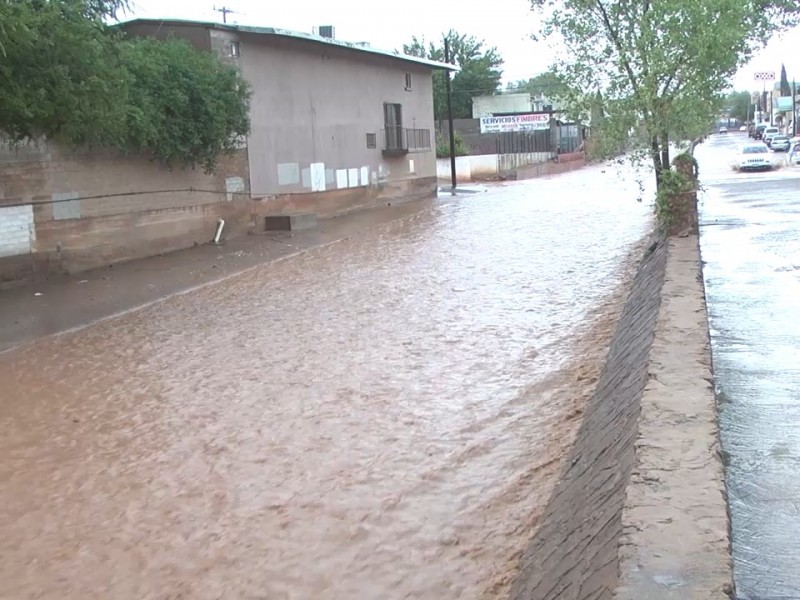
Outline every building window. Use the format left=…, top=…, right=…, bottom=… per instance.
left=366, top=133, right=377, bottom=149
left=405, top=73, right=412, bottom=91
left=384, top=103, right=403, bottom=128
left=229, top=41, right=240, bottom=57
left=383, top=103, right=404, bottom=151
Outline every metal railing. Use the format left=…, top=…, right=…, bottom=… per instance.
left=381, top=128, right=432, bottom=153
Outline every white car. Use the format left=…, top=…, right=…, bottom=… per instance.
left=739, top=125, right=748, bottom=131
left=736, top=143, right=772, bottom=171
left=763, top=126, right=780, bottom=145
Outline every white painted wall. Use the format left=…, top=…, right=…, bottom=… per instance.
left=437, top=152, right=553, bottom=182
left=0, top=205, right=35, bottom=258
left=471, top=94, right=533, bottom=118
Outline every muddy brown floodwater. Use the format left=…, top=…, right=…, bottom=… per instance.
left=0, top=165, right=652, bottom=600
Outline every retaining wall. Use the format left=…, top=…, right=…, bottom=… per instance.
left=0, top=141, right=436, bottom=283
left=510, top=235, right=668, bottom=600
left=435, top=152, right=553, bottom=182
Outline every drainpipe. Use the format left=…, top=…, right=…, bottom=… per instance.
left=213, top=219, right=225, bottom=244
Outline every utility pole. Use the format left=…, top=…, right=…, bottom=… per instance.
left=794, top=79, right=797, bottom=137
left=214, top=5, right=235, bottom=23
left=444, top=37, right=457, bottom=191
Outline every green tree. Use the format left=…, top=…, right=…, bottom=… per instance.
left=0, top=0, right=250, bottom=172
left=780, top=63, right=791, bottom=96
left=530, top=0, right=800, bottom=186
left=403, top=31, right=503, bottom=119
left=506, top=70, right=567, bottom=100
left=726, top=90, right=753, bottom=122
left=0, top=0, right=129, bottom=145
left=119, top=37, right=251, bottom=173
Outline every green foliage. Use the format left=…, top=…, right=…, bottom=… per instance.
left=436, top=131, right=471, bottom=158
left=403, top=31, right=503, bottom=119
left=120, top=38, right=251, bottom=173
left=506, top=70, right=567, bottom=100
left=530, top=0, right=799, bottom=186
left=0, top=0, right=250, bottom=172
left=726, top=90, right=753, bottom=122
left=672, top=152, right=699, bottom=179
left=0, top=0, right=129, bottom=145
left=655, top=169, right=694, bottom=227
left=780, top=63, right=792, bottom=96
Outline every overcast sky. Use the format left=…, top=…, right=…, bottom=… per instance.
left=127, top=0, right=800, bottom=92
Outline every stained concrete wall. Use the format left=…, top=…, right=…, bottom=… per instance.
left=239, top=34, right=436, bottom=197
left=436, top=152, right=585, bottom=182
left=510, top=236, right=667, bottom=600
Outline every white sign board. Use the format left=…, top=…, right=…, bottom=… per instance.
left=754, top=71, right=776, bottom=81
left=480, top=113, right=550, bottom=133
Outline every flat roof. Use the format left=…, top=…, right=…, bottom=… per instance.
left=118, top=19, right=458, bottom=72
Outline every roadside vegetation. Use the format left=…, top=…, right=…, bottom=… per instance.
left=528, top=0, right=800, bottom=216
left=0, top=0, right=250, bottom=173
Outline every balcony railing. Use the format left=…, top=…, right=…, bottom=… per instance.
left=381, top=127, right=432, bottom=155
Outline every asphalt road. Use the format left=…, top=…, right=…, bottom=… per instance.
left=697, top=131, right=800, bottom=600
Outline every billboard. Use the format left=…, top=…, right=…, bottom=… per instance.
left=774, top=96, right=794, bottom=112
left=479, top=113, right=551, bottom=133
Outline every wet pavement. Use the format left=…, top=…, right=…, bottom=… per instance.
left=697, top=132, right=800, bottom=599
left=0, top=164, right=652, bottom=599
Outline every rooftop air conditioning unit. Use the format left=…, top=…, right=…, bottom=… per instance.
left=313, top=25, right=335, bottom=39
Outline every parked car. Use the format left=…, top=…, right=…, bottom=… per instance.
left=718, top=126, right=729, bottom=134
left=770, top=134, right=791, bottom=151
left=739, top=125, right=748, bottom=131
left=763, top=127, right=780, bottom=146
left=735, top=143, right=773, bottom=171
left=754, top=123, right=768, bottom=139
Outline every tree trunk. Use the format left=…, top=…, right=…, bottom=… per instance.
left=651, top=136, right=663, bottom=187
left=660, top=131, right=670, bottom=173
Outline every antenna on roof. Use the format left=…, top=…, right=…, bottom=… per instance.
left=213, top=5, right=236, bottom=24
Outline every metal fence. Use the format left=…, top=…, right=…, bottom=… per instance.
left=496, top=130, right=552, bottom=154
left=434, top=119, right=586, bottom=156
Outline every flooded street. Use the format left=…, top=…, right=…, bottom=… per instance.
left=697, top=133, right=800, bottom=599
left=1, top=165, right=652, bottom=599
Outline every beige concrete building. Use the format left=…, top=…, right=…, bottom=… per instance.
left=122, top=19, right=453, bottom=203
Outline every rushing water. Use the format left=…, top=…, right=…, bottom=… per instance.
left=0, top=163, right=652, bottom=599
left=698, top=132, right=800, bottom=599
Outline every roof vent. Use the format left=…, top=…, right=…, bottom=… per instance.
left=313, top=25, right=335, bottom=39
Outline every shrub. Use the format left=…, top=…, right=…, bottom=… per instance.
left=436, top=131, right=471, bottom=158
left=119, top=38, right=251, bottom=173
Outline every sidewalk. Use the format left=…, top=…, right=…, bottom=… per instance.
left=0, top=196, right=437, bottom=354
left=616, top=235, right=733, bottom=598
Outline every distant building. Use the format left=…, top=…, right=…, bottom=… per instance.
left=121, top=19, right=456, bottom=208
left=471, top=92, right=558, bottom=119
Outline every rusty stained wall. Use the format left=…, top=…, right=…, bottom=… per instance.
left=239, top=33, right=437, bottom=197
